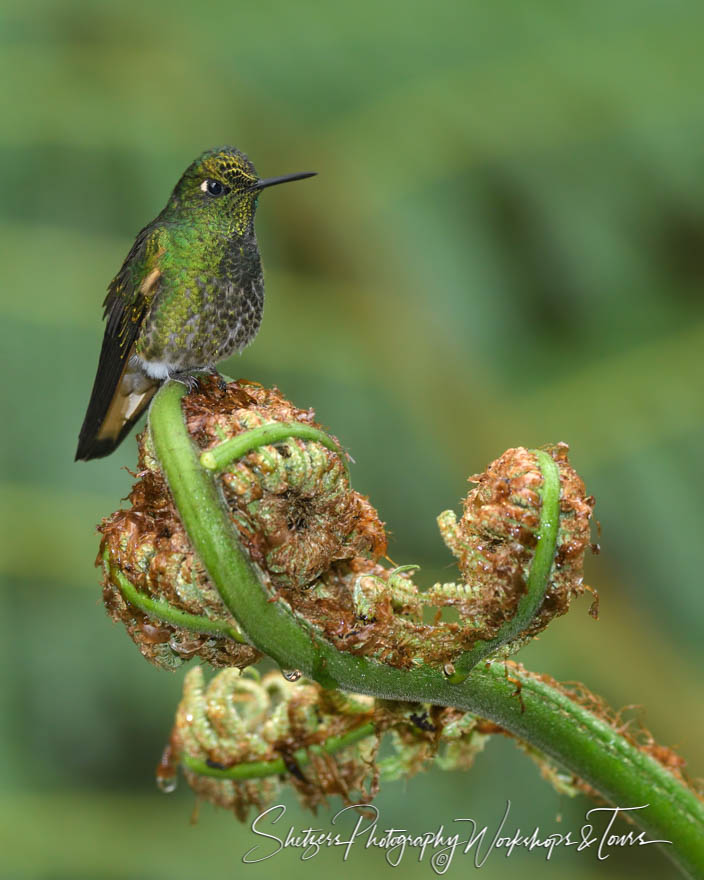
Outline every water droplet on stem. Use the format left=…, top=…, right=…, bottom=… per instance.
left=156, top=773, right=178, bottom=793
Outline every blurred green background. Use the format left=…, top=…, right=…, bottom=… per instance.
left=1, top=1, right=703, bottom=878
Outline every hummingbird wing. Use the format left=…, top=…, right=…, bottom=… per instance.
left=75, top=225, right=166, bottom=460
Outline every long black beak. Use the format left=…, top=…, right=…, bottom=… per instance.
left=252, top=171, right=317, bottom=190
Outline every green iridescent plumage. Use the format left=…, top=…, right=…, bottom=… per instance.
left=75, top=146, right=315, bottom=461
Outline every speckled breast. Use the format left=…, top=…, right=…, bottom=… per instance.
left=137, top=272, right=264, bottom=372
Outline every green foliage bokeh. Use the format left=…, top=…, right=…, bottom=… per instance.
left=0, top=2, right=702, bottom=877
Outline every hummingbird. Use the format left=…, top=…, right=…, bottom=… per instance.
left=75, top=146, right=316, bottom=461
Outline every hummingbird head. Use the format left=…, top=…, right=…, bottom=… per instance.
left=167, top=146, right=316, bottom=235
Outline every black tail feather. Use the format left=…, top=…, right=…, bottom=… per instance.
left=75, top=333, right=155, bottom=461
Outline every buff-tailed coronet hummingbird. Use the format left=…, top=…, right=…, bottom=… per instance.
left=75, top=146, right=315, bottom=461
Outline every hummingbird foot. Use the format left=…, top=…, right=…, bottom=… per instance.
left=169, top=371, right=202, bottom=394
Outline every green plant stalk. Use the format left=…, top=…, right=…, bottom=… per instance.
left=200, top=420, right=350, bottom=482
left=150, top=381, right=704, bottom=879
left=448, top=446, right=560, bottom=682
left=183, top=721, right=376, bottom=780
left=107, top=555, right=245, bottom=642
left=200, top=408, right=555, bottom=679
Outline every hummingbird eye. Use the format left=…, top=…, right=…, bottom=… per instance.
left=201, top=179, right=226, bottom=197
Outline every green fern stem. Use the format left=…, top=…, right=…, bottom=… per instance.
left=148, top=380, right=704, bottom=879
left=182, top=721, right=376, bottom=781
